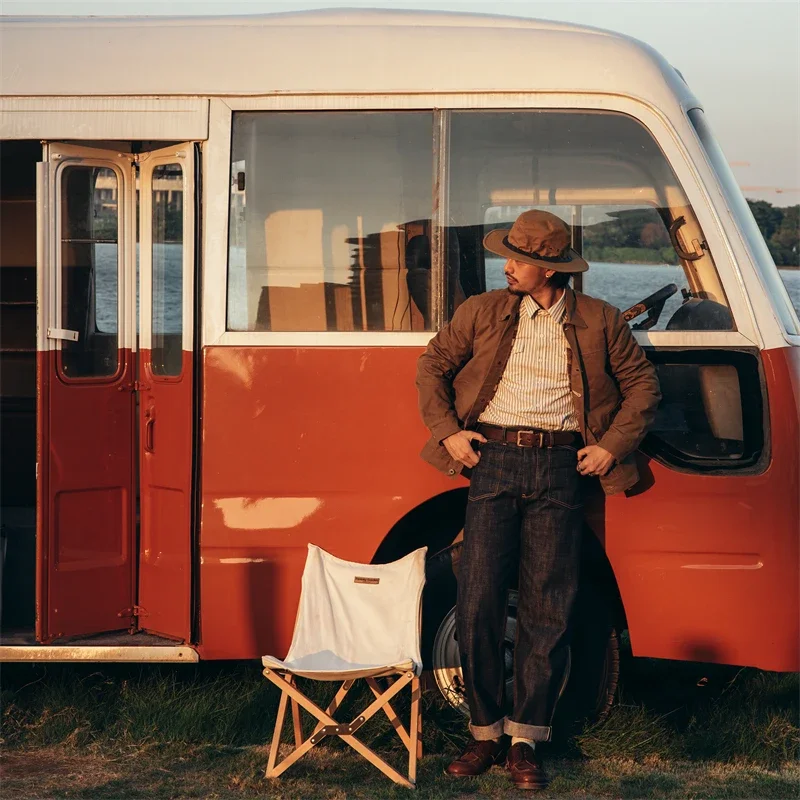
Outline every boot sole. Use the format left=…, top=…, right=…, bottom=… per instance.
left=444, top=756, right=509, bottom=778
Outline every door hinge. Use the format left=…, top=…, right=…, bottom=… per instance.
left=118, top=605, right=149, bottom=619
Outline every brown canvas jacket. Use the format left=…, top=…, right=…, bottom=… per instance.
left=416, top=288, right=661, bottom=495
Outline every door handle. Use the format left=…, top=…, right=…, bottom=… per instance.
left=144, top=406, right=155, bottom=453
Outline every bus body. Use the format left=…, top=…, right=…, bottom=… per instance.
left=0, top=10, right=797, bottom=683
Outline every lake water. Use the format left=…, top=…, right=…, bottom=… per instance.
left=487, top=258, right=800, bottom=330
left=95, top=243, right=800, bottom=333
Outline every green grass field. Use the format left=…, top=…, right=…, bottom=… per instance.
left=1, top=652, right=797, bottom=799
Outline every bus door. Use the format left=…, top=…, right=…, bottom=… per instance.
left=135, top=145, right=196, bottom=641
left=37, top=143, right=196, bottom=643
left=37, top=144, right=136, bottom=641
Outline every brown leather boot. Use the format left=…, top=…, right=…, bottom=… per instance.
left=506, top=742, right=549, bottom=790
left=445, top=737, right=509, bottom=777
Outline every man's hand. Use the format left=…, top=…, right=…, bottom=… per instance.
left=576, top=445, right=615, bottom=477
left=443, top=430, right=488, bottom=469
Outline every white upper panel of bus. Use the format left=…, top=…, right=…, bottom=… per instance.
left=0, top=9, right=698, bottom=111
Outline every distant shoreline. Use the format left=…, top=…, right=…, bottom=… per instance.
left=581, top=263, right=800, bottom=270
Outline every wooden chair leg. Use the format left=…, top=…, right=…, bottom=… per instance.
left=366, top=677, right=411, bottom=750
left=340, top=730, right=414, bottom=789
left=286, top=675, right=304, bottom=747
left=310, top=679, right=354, bottom=739
left=263, top=669, right=420, bottom=789
left=337, top=672, right=417, bottom=789
left=417, top=707, right=423, bottom=760
left=409, top=675, right=420, bottom=783
left=266, top=685, right=290, bottom=776
left=290, top=699, right=302, bottom=747
left=263, top=670, right=340, bottom=780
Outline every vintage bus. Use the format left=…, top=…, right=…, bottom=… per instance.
left=1, top=10, right=798, bottom=722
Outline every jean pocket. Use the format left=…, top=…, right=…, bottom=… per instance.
left=546, top=448, right=584, bottom=509
left=555, top=443, right=579, bottom=453
left=467, top=446, right=504, bottom=502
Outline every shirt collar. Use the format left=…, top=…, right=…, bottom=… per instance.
left=521, top=290, right=566, bottom=323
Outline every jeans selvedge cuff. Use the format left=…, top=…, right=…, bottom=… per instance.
left=469, top=718, right=506, bottom=741
left=504, top=719, right=552, bottom=742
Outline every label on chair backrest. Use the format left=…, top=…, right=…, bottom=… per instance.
left=354, top=577, right=380, bottom=585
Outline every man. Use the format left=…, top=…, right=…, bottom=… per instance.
left=416, top=210, right=660, bottom=790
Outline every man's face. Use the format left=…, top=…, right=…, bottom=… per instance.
left=503, top=258, right=553, bottom=296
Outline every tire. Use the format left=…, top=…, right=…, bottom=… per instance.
left=422, top=541, right=620, bottom=733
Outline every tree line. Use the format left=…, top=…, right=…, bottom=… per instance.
left=581, top=200, right=798, bottom=267
left=746, top=200, right=799, bottom=267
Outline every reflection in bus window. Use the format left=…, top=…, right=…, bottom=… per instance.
left=450, top=111, right=734, bottom=331
left=151, top=163, right=183, bottom=376
left=227, top=112, right=434, bottom=332
left=59, top=165, right=119, bottom=378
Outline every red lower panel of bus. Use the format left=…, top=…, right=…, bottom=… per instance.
left=197, top=345, right=798, bottom=671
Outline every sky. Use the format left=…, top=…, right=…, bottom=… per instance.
left=4, top=0, right=799, bottom=205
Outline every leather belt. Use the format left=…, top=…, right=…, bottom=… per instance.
left=476, top=423, right=581, bottom=448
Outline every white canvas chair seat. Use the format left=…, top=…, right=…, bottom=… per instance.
left=262, top=653, right=415, bottom=681
left=262, top=544, right=427, bottom=789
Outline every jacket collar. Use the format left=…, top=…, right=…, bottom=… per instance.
left=563, top=288, right=588, bottom=328
left=499, top=290, right=522, bottom=320
left=498, top=287, right=586, bottom=328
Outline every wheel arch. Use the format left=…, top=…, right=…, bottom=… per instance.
left=370, top=489, right=628, bottom=633
left=580, top=527, right=628, bottom=633
left=370, top=488, right=468, bottom=564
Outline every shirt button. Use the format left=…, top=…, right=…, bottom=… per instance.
left=448, top=469, right=456, bottom=475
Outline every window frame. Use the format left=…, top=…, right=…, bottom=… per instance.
left=54, top=159, right=127, bottom=384
left=687, top=107, right=800, bottom=342
left=149, top=160, right=186, bottom=379
left=203, top=94, right=762, bottom=350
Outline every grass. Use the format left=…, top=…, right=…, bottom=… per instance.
left=1, top=653, right=798, bottom=798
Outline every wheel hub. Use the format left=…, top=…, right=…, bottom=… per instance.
left=431, top=590, right=517, bottom=715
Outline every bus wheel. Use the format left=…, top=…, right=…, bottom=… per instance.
left=422, top=541, right=620, bottom=730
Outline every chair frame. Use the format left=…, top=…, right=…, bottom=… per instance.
left=263, top=666, right=422, bottom=789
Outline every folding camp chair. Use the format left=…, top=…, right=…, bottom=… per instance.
left=262, top=544, right=427, bottom=789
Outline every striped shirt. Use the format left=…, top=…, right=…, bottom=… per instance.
left=478, top=292, right=580, bottom=431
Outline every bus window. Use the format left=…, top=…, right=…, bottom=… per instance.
left=227, top=112, right=434, bottom=332
left=448, top=111, right=734, bottom=332
left=59, top=165, right=119, bottom=378
left=644, top=351, right=764, bottom=470
left=151, top=163, right=183, bottom=376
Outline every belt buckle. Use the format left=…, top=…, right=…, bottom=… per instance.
left=516, top=430, right=544, bottom=448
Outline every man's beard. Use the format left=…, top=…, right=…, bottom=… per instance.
left=506, top=286, right=525, bottom=296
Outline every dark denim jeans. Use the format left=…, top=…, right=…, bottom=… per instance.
left=457, top=439, right=584, bottom=742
